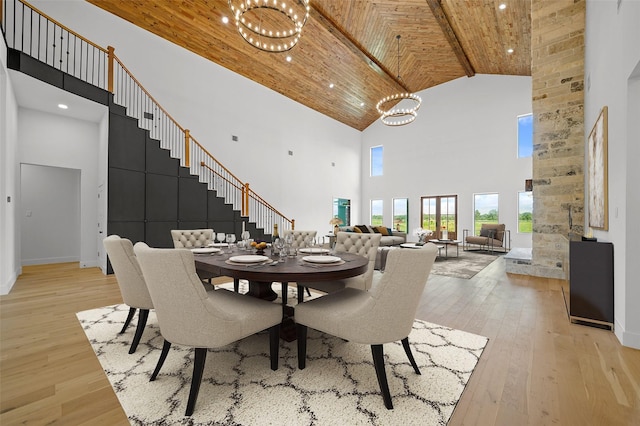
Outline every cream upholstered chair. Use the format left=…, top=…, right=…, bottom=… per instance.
left=282, top=230, right=318, bottom=298
left=133, top=242, right=281, bottom=416
left=281, top=229, right=317, bottom=247
left=298, top=232, right=381, bottom=302
left=295, top=243, right=438, bottom=409
left=103, top=235, right=154, bottom=354
left=171, top=228, right=222, bottom=290
left=170, top=228, right=214, bottom=248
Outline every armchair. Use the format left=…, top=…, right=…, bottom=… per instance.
left=133, top=242, right=281, bottom=416
left=295, top=244, right=439, bottom=409
left=463, top=223, right=510, bottom=253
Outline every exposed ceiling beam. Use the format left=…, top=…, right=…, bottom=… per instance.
left=309, top=5, right=410, bottom=92
left=426, top=0, right=475, bottom=78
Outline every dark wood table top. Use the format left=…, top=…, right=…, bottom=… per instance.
left=194, top=251, right=368, bottom=283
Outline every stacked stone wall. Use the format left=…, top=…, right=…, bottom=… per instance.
left=530, top=0, right=585, bottom=278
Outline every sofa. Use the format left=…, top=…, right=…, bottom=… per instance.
left=338, top=225, right=406, bottom=247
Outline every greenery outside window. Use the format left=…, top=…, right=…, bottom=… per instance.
left=518, top=191, right=533, bottom=233
left=393, top=198, right=408, bottom=232
left=370, top=146, right=383, bottom=176
left=371, top=199, right=383, bottom=226
left=474, top=193, right=499, bottom=235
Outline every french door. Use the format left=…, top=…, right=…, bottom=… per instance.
left=420, top=195, right=458, bottom=240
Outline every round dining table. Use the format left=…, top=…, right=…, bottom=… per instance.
left=194, top=250, right=368, bottom=341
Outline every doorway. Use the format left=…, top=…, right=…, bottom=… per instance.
left=420, top=195, right=458, bottom=240
left=20, top=164, right=81, bottom=265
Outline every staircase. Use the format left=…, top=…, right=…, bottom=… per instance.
left=1, top=0, right=293, bottom=247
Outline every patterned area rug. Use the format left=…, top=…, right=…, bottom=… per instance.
left=77, top=293, right=488, bottom=425
left=430, top=250, right=502, bottom=279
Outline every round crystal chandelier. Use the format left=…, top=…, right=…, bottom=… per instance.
left=376, top=35, right=422, bottom=126
left=228, top=0, right=310, bottom=52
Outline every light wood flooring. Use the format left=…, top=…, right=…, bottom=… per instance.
left=1, top=259, right=639, bottom=425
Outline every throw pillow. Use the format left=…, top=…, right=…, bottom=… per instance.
left=373, top=227, right=382, bottom=234
left=376, top=226, right=390, bottom=236
left=355, top=225, right=369, bottom=233
left=387, top=227, right=393, bottom=235
left=353, top=226, right=363, bottom=233
left=479, top=228, right=491, bottom=237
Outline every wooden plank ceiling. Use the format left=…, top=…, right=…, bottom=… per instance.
left=87, top=0, right=531, bottom=131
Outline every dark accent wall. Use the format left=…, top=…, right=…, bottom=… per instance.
left=106, top=101, right=265, bottom=249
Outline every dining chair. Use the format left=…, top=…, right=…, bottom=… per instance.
left=171, top=228, right=230, bottom=291
left=103, top=235, right=154, bottom=354
left=295, top=243, right=438, bottom=409
left=282, top=230, right=318, bottom=298
left=298, top=231, right=381, bottom=302
left=170, top=228, right=215, bottom=248
left=281, top=229, right=317, bottom=248
left=133, top=242, right=282, bottom=416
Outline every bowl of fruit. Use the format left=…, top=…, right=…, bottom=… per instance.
left=250, top=240, right=268, bottom=255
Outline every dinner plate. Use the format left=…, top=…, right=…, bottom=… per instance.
left=299, top=248, right=330, bottom=254
left=229, top=255, right=270, bottom=264
left=302, top=255, right=342, bottom=264
left=191, top=247, right=221, bottom=254
left=208, top=243, right=229, bottom=247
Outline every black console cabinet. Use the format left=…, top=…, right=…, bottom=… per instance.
left=569, top=241, right=614, bottom=328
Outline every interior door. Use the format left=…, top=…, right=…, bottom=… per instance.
left=421, top=195, right=458, bottom=240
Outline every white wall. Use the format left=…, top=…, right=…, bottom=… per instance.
left=32, top=0, right=362, bottom=235
left=585, top=0, right=640, bottom=348
left=0, top=37, right=20, bottom=295
left=20, top=164, right=80, bottom=265
left=18, top=108, right=100, bottom=268
left=362, top=75, right=533, bottom=247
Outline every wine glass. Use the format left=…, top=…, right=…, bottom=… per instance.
left=241, top=231, right=251, bottom=250
left=216, top=232, right=226, bottom=245
left=226, top=233, right=236, bottom=252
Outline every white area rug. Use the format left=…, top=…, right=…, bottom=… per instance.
left=77, top=289, right=488, bottom=425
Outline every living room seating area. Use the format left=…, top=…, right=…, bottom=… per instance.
left=338, top=225, right=406, bottom=246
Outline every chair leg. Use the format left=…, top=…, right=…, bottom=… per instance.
left=129, top=309, right=149, bottom=354
left=234, top=278, right=240, bottom=293
left=150, top=339, right=172, bottom=381
left=305, top=287, right=311, bottom=297
left=120, top=307, right=136, bottom=334
left=296, top=324, right=308, bottom=369
left=401, top=337, right=421, bottom=375
left=269, top=324, right=280, bottom=371
left=297, top=284, right=305, bottom=304
left=371, top=344, right=393, bottom=409
left=185, top=348, right=207, bottom=416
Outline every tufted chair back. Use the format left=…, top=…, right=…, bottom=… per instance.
left=171, top=229, right=214, bottom=248
left=334, top=231, right=382, bottom=290
left=281, top=230, right=318, bottom=247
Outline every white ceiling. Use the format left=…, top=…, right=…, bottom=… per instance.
left=9, top=70, right=108, bottom=123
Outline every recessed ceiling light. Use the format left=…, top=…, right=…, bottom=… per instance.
left=329, top=83, right=334, bottom=89
left=286, top=55, right=292, bottom=62
left=499, top=4, right=506, bottom=10
left=360, top=102, right=365, bottom=107
left=507, top=48, right=514, bottom=54
left=222, top=16, right=229, bottom=24
left=58, top=104, right=68, bottom=109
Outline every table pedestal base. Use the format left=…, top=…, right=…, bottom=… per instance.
left=246, top=281, right=278, bottom=301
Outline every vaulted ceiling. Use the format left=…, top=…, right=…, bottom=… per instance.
left=87, top=0, right=531, bottom=131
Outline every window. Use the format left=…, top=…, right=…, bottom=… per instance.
left=392, top=198, right=408, bottom=232
left=473, top=193, right=499, bottom=235
left=518, top=191, right=533, bottom=233
left=517, top=113, right=533, bottom=158
left=370, top=199, right=383, bottom=226
left=421, top=195, right=458, bottom=239
left=370, top=146, right=383, bottom=176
